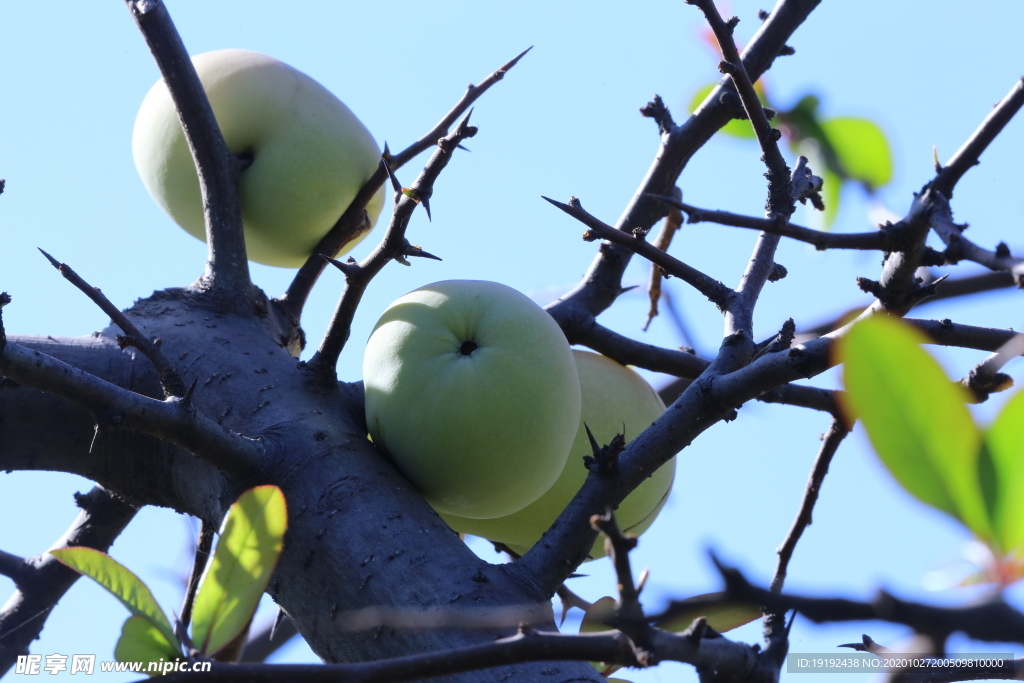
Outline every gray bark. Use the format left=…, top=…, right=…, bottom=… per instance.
left=0, top=286, right=602, bottom=682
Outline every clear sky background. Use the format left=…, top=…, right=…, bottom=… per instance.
left=1, top=2, right=1022, bottom=681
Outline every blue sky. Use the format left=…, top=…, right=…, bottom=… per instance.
left=1, top=2, right=1022, bottom=681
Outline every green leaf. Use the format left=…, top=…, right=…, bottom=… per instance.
left=820, top=165, right=841, bottom=229
left=983, top=391, right=1024, bottom=553
left=191, top=485, right=287, bottom=656
left=689, top=84, right=757, bottom=139
left=50, top=547, right=178, bottom=649
left=839, top=317, right=987, bottom=539
left=654, top=592, right=761, bottom=633
left=820, top=117, right=893, bottom=189
left=114, top=615, right=183, bottom=677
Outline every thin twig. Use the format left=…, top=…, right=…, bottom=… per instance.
left=38, top=249, right=186, bottom=398
left=0, top=487, right=137, bottom=676
left=929, top=196, right=1024, bottom=287
left=279, top=48, right=532, bottom=321
left=306, top=114, right=477, bottom=376
left=650, top=195, right=896, bottom=251
left=770, top=418, right=849, bottom=594
left=125, top=0, right=252, bottom=297
left=180, top=521, right=215, bottom=630
left=932, top=77, right=1024, bottom=198
left=545, top=0, right=821, bottom=328
left=688, top=0, right=794, bottom=348
left=693, top=557, right=1024, bottom=646
left=959, top=333, right=1023, bottom=403
left=150, top=630, right=642, bottom=683
left=591, top=511, right=655, bottom=663
left=644, top=188, right=684, bottom=330
left=796, top=271, right=1017, bottom=340
left=585, top=322, right=839, bottom=415
left=542, top=196, right=733, bottom=310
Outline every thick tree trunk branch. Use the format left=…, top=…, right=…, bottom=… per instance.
left=126, top=0, right=253, bottom=298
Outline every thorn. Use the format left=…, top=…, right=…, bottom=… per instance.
left=456, top=144, right=471, bottom=152
left=456, top=108, right=475, bottom=132
left=500, top=46, right=533, bottom=74
left=38, top=248, right=61, bottom=269
left=184, top=377, right=198, bottom=404
left=322, top=255, right=359, bottom=276
left=270, top=606, right=287, bottom=641
left=540, top=195, right=567, bottom=210
left=584, top=422, right=600, bottom=456
left=402, top=244, right=442, bottom=262
left=933, top=145, right=942, bottom=172
left=421, top=195, right=432, bottom=222
left=382, top=141, right=392, bottom=163
left=618, top=285, right=639, bottom=298
left=381, top=155, right=402, bottom=194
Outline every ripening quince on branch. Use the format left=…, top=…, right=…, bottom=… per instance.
left=442, top=349, right=675, bottom=559
left=132, top=49, right=385, bottom=268
left=362, top=280, right=582, bottom=519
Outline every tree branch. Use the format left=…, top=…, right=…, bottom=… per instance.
left=279, top=48, right=531, bottom=322
left=0, top=552, right=24, bottom=584
left=125, top=0, right=252, bottom=298
left=932, top=77, right=1024, bottom=198
left=928, top=194, right=1024, bottom=287
left=643, top=188, right=684, bottom=331
left=306, top=115, right=477, bottom=377
left=698, top=558, right=1024, bottom=646
left=652, top=196, right=896, bottom=251
left=0, top=487, right=137, bottom=676
left=797, top=270, right=1017, bottom=341
left=546, top=0, right=821, bottom=325
left=770, top=418, right=849, bottom=594
left=690, top=0, right=794, bottom=345
left=179, top=522, right=214, bottom=630
left=959, top=333, right=1023, bottom=403
left=542, top=195, right=733, bottom=309
left=38, top=250, right=187, bottom=398
left=0, top=330, right=263, bottom=480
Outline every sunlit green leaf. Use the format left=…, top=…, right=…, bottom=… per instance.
left=689, top=84, right=757, bottom=139
left=654, top=592, right=761, bottom=633
left=820, top=117, right=893, bottom=189
left=839, top=317, right=987, bottom=539
left=114, top=616, right=183, bottom=677
left=191, top=485, right=287, bottom=656
left=50, top=547, right=178, bottom=649
left=983, top=391, right=1024, bottom=553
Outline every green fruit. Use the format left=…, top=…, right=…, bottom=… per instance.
left=363, top=280, right=582, bottom=519
left=132, top=49, right=385, bottom=268
left=442, top=350, right=675, bottom=559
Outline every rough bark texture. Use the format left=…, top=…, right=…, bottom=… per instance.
left=0, top=286, right=602, bottom=682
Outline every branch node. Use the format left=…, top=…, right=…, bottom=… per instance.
left=767, top=262, right=788, bottom=282
left=582, top=424, right=625, bottom=475
left=639, top=95, right=676, bottom=135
